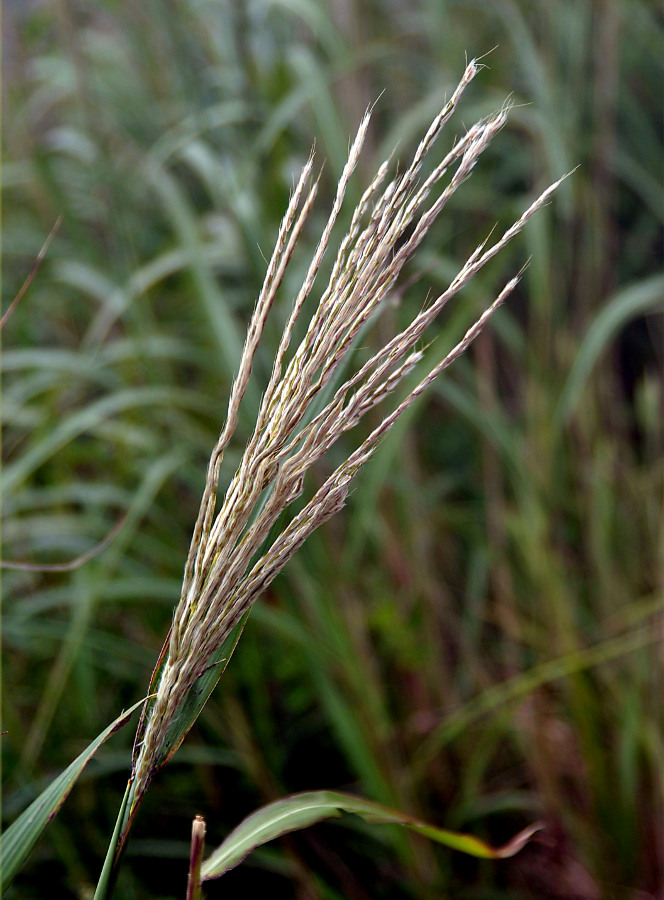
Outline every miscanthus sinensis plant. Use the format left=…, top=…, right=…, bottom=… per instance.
left=3, top=59, right=565, bottom=895
left=131, top=59, right=563, bottom=809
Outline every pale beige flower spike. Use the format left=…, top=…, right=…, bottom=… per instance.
left=132, top=59, right=566, bottom=803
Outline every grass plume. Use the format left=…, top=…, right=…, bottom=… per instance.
left=130, top=59, right=564, bottom=807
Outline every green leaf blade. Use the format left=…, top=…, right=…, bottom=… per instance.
left=130, top=614, right=249, bottom=781
left=1, top=697, right=145, bottom=892
left=104, top=615, right=251, bottom=867
left=200, top=790, right=543, bottom=880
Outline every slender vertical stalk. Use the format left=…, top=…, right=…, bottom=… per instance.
left=93, top=779, right=133, bottom=900
left=186, top=816, right=206, bottom=900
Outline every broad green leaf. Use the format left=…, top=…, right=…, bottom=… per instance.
left=200, top=790, right=543, bottom=880
left=0, top=697, right=146, bottom=892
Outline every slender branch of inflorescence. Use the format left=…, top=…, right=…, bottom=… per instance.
left=131, top=59, right=567, bottom=804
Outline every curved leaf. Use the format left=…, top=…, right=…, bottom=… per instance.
left=1, top=697, right=146, bottom=892
left=554, top=274, right=664, bottom=428
left=200, top=790, right=543, bottom=880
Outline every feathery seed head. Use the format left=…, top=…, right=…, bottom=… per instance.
left=131, top=60, right=566, bottom=804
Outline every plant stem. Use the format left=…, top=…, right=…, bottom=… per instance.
left=186, top=815, right=207, bottom=900
left=93, top=779, right=133, bottom=900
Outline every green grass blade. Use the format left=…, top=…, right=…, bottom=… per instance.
left=416, top=626, right=660, bottom=766
left=145, top=165, right=245, bottom=379
left=109, top=615, right=251, bottom=862
left=554, top=274, right=664, bottom=428
left=2, top=385, right=212, bottom=496
left=200, top=790, right=543, bottom=880
left=0, top=697, right=146, bottom=892
left=86, top=620, right=248, bottom=897
left=129, top=615, right=249, bottom=783
left=139, top=615, right=249, bottom=776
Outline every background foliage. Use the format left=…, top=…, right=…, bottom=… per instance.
left=2, top=1, right=662, bottom=897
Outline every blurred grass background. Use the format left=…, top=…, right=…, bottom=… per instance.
left=2, top=1, right=662, bottom=898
